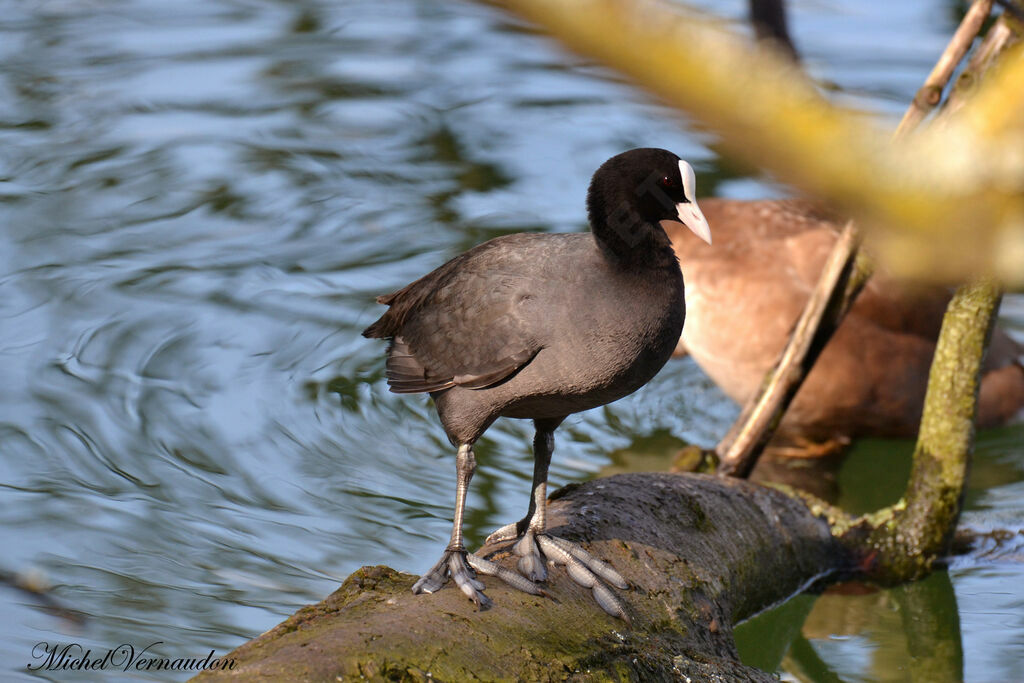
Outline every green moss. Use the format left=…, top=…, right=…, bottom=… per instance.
left=326, top=565, right=414, bottom=609
left=764, top=482, right=855, bottom=535
left=842, top=280, right=1000, bottom=582
left=672, top=445, right=719, bottom=474
left=688, top=497, right=712, bottom=533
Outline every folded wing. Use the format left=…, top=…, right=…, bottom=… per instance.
left=362, top=234, right=546, bottom=394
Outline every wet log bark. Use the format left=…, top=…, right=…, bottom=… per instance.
left=193, top=473, right=841, bottom=681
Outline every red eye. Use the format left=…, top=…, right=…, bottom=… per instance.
left=659, top=176, right=673, bottom=188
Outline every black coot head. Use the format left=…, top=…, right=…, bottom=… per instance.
left=586, top=148, right=711, bottom=251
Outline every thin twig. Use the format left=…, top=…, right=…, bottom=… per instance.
left=895, top=0, right=994, bottom=136
left=715, top=0, right=995, bottom=478
left=716, top=222, right=861, bottom=478
left=943, top=11, right=1021, bottom=117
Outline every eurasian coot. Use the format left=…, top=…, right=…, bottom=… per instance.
left=363, top=148, right=711, bottom=618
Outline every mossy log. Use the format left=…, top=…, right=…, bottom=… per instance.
left=193, top=473, right=841, bottom=681
left=839, top=279, right=1001, bottom=581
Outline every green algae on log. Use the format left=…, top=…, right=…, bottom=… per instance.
left=192, top=473, right=839, bottom=681
left=842, top=279, right=1001, bottom=580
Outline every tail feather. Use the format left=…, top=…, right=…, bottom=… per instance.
left=379, top=336, right=455, bottom=394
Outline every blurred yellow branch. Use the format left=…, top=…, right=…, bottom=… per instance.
left=960, top=40, right=1024, bottom=138
left=497, top=0, right=1024, bottom=287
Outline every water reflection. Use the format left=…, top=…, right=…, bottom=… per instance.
left=0, top=0, right=1020, bottom=682
left=734, top=424, right=1024, bottom=682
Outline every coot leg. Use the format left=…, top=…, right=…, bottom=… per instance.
left=487, top=419, right=630, bottom=621
left=411, top=444, right=492, bottom=609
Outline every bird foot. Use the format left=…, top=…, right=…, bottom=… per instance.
left=766, top=435, right=850, bottom=459
left=498, top=529, right=631, bottom=621
left=412, top=546, right=547, bottom=610
left=485, top=520, right=523, bottom=546
left=412, top=547, right=492, bottom=609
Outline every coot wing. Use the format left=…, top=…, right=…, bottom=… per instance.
left=363, top=235, right=546, bottom=394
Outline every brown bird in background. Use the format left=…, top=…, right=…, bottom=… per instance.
left=664, top=198, right=1024, bottom=452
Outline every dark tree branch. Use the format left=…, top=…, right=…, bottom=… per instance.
left=748, top=0, right=800, bottom=61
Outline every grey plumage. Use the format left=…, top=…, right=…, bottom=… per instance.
left=363, top=148, right=710, bottom=618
